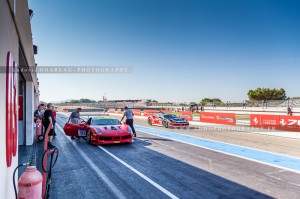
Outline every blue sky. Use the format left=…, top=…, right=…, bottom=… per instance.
left=29, top=0, right=300, bottom=103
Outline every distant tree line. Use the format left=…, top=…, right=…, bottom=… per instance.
left=196, top=88, right=289, bottom=106
left=199, top=98, right=224, bottom=106
left=247, top=88, right=286, bottom=100
left=66, top=98, right=97, bottom=103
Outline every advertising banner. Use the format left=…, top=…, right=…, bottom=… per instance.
left=108, top=108, right=116, bottom=113
left=161, top=110, right=172, bottom=114
left=143, top=110, right=159, bottom=117
left=251, top=114, right=300, bottom=132
left=179, top=111, right=193, bottom=121
left=200, top=112, right=236, bottom=125
left=278, top=115, right=300, bottom=132
left=132, top=109, right=141, bottom=116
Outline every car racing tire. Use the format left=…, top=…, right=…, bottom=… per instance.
left=86, top=129, right=92, bottom=143
left=148, top=118, right=152, bottom=125
left=163, top=121, right=169, bottom=128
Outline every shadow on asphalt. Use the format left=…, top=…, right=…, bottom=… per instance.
left=97, top=136, right=273, bottom=198
left=42, top=114, right=277, bottom=199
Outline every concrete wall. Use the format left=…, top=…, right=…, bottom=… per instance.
left=0, top=0, right=20, bottom=198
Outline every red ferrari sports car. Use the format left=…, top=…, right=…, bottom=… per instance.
left=63, top=117, right=133, bottom=145
left=148, top=113, right=189, bottom=128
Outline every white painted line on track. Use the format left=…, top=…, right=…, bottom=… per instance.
left=98, top=146, right=179, bottom=199
left=56, top=123, right=127, bottom=199
left=136, top=128, right=300, bottom=174
left=137, top=125, right=300, bottom=160
left=58, top=115, right=300, bottom=174
left=57, top=117, right=179, bottom=199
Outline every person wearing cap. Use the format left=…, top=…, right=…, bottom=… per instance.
left=120, top=106, right=136, bottom=137
left=70, top=108, right=82, bottom=139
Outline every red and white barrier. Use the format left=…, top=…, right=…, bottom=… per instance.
left=179, top=111, right=193, bottom=121
left=250, top=114, right=300, bottom=132
left=143, top=110, right=159, bottom=117
left=200, top=112, right=236, bottom=125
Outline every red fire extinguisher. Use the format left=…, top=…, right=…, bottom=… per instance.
left=36, top=119, right=44, bottom=141
left=14, top=165, right=43, bottom=199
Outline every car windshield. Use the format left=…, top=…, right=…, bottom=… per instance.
left=91, top=118, right=120, bottom=125
left=163, top=114, right=178, bottom=119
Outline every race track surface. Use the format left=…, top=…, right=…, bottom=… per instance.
left=49, top=114, right=300, bottom=199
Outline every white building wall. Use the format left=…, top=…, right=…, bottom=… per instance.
left=0, top=0, right=19, bottom=198
left=0, top=0, right=38, bottom=198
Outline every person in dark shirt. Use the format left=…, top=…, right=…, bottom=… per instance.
left=70, top=108, right=82, bottom=139
left=44, top=103, right=56, bottom=149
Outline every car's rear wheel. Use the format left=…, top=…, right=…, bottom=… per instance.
left=148, top=118, right=152, bottom=125
left=86, top=129, right=91, bottom=143
left=163, top=121, right=169, bottom=128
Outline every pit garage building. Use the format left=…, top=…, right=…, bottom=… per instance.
left=0, top=0, right=39, bottom=198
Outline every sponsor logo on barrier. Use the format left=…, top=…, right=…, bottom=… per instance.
left=200, top=112, right=236, bottom=125
left=201, top=115, right=214, bottom=119
left=216, top=116, right=234, bottom=121
left=250, top=114, right=300, bottom=132
left=132, top=110, right=141, bottom=116
left=253, top=117, right=259, bottom=125
left=143, top=110, right=159, bottom=117
left=179, top=111, right=193, bottom=121
left=280, top=119, right=300, bottom=126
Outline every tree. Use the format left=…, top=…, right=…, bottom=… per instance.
left=199, top=98, right=223, bottom=106
left=69, top=99, right=80, bottom=103
left=247, top=88, right=286, bottom=100
left=79, top=98, right=96, bottom=103
left=68, top=99, right=96, bottom=103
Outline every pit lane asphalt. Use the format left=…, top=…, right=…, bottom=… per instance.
left=49, top=114, right=300, bottom=199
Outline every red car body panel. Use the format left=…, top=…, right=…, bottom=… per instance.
left=89, top=125, right=133, bottom=144
left=63, top=119, right=133, bottom=145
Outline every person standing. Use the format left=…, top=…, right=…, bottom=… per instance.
left=120, top=106, right=136, bottom=137
left=242, top=101, right=246, bottom=109
left=43, top=103, right=56, bottom=149
left=69, top=108, right=82, bottom=139
left=52, top=105, right=57, bottom=137
left=287, top=107, right=293, bottom=115
left=34, top=104, right=43, bottom=123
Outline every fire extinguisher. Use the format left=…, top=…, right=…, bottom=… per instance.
left=13, top=164, right=43, bottom=199
left=36, top=119, right=44, bottom=141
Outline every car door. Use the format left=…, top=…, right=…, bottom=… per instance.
left=63, top=119, right=87, bottom=137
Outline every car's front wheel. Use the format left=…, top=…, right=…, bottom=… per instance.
left=148, top=118, right=152, bottom=125
left=86, top=129, right=91, bottom=143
